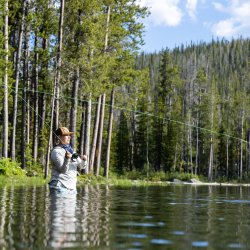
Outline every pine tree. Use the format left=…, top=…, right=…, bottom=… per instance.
left=115, top=110, right=130, bottom=173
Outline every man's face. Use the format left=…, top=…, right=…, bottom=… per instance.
left=60, top=135, right=71, bottom=144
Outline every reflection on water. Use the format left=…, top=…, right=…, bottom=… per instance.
left=0, top=184, right=250, bottom=249
left=48, top=190, right=77, bottom=248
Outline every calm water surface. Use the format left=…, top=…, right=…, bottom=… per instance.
left=0, top=184, right=250, bottom=249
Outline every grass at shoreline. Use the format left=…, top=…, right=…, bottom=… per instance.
left=1, top=173, right=250, bottom=188
left=0, top=166, right=201, bottom=187
left=0, top=175, right=48, bottom=187
left=1, top=158, right=250, bottom=187
left=0, top=175, right=172, bottom=188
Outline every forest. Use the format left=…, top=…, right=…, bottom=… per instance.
left=0, top=0, right=250, bottom=182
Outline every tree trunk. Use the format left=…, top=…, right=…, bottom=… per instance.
left=39, top=93, right=46, bottom=166
left=11, top=0, right=26, bottom=160
left=173, top=142, right=177, bottom=172
left=89, top=95, right=101, bottom=173
left=146, top=115, right=150, bottom=177
left=240, top=105, right=245, bottom=180
left=23, top=0, right=31, bottom=146
left=84, top=94, right=91, bottom=174
left=32, top=34, right=39, bottom=162
left=26, top=91, right=30, bottom=145
left=21, top=88, right=27, bottom=168
left=2, top=0, right=9, bottom=158
left=248, top=131, right=250, bottom=176
left=20, top=0, right=30, bottom=164
left=70, top=68, right=79, bottom=150
left=79, top=100, right=86, bottom=156
left=226, top=137, right=229, bottom=180
left=195, top=112, right=199, bottom=175
left=208, top=90, right=214, bottom=182
left=104, top=5, right=111, bottom=52
left=54, top=0, right=65, bottom=130
left=45, top=83, right=57, bottom=179
left=104, top=89, right=114, bottom=177
left=188, top=110, right=193, bottom=174
left=95, top=94, right=106, bottom=176
left=208, top=140, right=213, bottom=181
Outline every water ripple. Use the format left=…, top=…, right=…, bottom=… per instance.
left=119, top=222, right=165, bottom=227
left=192, top=241, right=209, bottom=247
left=150, top=239, right=172, bottom=245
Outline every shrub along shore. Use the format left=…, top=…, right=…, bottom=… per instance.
left=1, top=157, right=250, bottom=187
left=1, top=173, right=250, bottom=188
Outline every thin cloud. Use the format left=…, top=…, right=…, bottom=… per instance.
left=137, top=0, right=183, bottom=27
left=211, top=0, right=250, bottom=37
left=186, top=0, right=198, bottom=20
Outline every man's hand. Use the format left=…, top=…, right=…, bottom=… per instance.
left=65, top=151, right=72, bottom=158
left=81, top=154, right=87, bottom=161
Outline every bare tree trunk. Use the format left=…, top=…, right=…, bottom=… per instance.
left=54, top=0, right=65, bottom=130
left=79, top=100, right=86, bottom=156
left=195, top=113, right=199, bottom=175
left=240, top=105, right=245, bottom=180
left=38, top=28, right=49, bottom=166
left=32, top=34, right=39, bottom=162
left=20, top=0, right=30, bottom=164
left=247, top=131, right=250, bottom=176
left=21, top=88, right=27, bottom=168
left=102, top=4, right=111, bottom=177
left=89, top=95, right=101, bottom=173
left=70, top=68, right=79, bottom=150
left=2, top=0, right=9, bottom=158
left=226, top=137, right=229, bottom=179
left=11, top=0, right=26, bottom=160
left=39, top=93, right=46, bottom=166
left=173, top=142, right=178, bottom=172
left=95, top=94, right=106, bottom=176
left=104, top=5, right=111, bottom=52
left=130, top=108, right=136, bottom=171
left=188, top=110, right=193, bottom=174
left=208, top=140, right=213, bottom=182
left=24, top=0, right=31, bottom=145
left=45, top=84, right=56, bottom=179
left=208, top=90, right=214, bottom=182
left=104, top=89, right=114, bottom=177
left=26, top=92, right=30, bottom=145
left=40, top=94, right=46, bottom=127
left=84, top=94, right=91, bottom=174
left=146, top=113, right=150, bottom=177
left=180, top=99, right=185, bottom=166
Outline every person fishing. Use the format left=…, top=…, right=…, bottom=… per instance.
left=48, top=127, right=87, bottom=194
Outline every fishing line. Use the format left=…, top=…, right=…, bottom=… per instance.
left=1, top=84, right=249, bottom=145
left=16, top=88, right=62, bottom=142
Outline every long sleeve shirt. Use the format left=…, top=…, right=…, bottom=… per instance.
left=50, top=146, right=87, bottom=190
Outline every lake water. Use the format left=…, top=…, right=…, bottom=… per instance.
left=0, top=184, right=250, bottom=249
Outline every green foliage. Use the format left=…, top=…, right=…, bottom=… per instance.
left=0, top=158, right=26, bottom=177
left=0, top=175, right=48, bottom=187
left=114, top=110, right=131, bottom=173
left=78, top=173, right=109, bottom=185
left=122, top=170, right=145, bottom=180
left=116, top=169, right=198, bottom=182
left=148, top=171, right=198, bottom=182
left=23, top=146, right=44, bottom=177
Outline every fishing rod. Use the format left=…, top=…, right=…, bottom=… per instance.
left=1, top=84, right=249, bottom=145
left=16, top=88, right=62, bottom=142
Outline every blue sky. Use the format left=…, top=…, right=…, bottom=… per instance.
left=137, top=0, right=250, bottom=52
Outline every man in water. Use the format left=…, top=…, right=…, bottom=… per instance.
left=49, top=127, right=87, bottom=194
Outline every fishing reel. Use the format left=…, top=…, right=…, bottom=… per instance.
left=71, top=153, right=79, bottom=161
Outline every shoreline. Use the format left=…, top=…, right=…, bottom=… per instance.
left=0, top=175, right=250, bottom=187
left=130, top=179, right=250, bottom=187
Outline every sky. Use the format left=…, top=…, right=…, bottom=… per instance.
left=137, top=0, right=250, bottom=52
